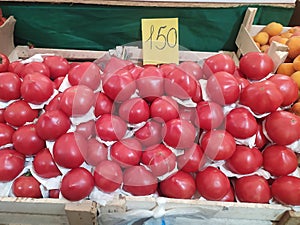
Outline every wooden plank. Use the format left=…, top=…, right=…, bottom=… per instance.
left=0, top=213, right=68, bottom=225
left=277, top=211, right=300, bottom=225
left=65, top=201, right=98, bottom=225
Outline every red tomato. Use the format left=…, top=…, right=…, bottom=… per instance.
left=178, top=61, right=203, bottom=80
left=61, top=167, right=94, bottom=201
left=134, top=120, right=162, bottom=148
left=59, top=85, right=95, bottom=117
left=53, top=132, right=86, bottom=168
left=194, top=101, right=224, bottom=130
left=268, top=74, right=298, bottom=107
left=150, top=96, right=179, bottom=123
left=84, top=138, right=107, bottom=166
left=177, top=143, right=207, bottom=173
left=206, top=71, right=240, bottom=105
left=255, top=122, right=268, bottom=149
left=0, top=53, right=10, bottom=72
left=271, top=176, right=300, bottom=205
left=0, top=123, right=15, bottom=146
left=95, top=114, right=127, bottom=141
left=122, top=165, right=158, bottom=196
left=45, top=92, right=63, bottom=111
left=136, top=66, right=164, bottom=101
left=129, top=65, right=143, bottom=80
left=68, top=62, right=101, bottom=90
left=0, top=149, right=25, bottom=182
left=202, top=53, right=236, bottom=78
left=110, top=138, right=142, bottom=168
left=4, top=100, right=39, bottom=127
left=119, top=97, right=150, bottom=124
left=0, top=72, right=21, bottom=101
left=20, top=62, right=50, bottom=78
left=0, top=109, right=5, bottom=123
left=162, top=118, right=196, bottom=149
left=239, top=52, right=274, bottom=80
left=236, top=76, right=250, bottom=91
left=36, top=110, right=71, bottom=141
left=179, top=106, right=196, bottom=122
left=13, top=175, right=42, bottom=198
left=200, top=130, right=236, bottom=161
left=103, top=56, right=134, bottom=74
left=49, top=189, right=60, bottom=198
left=21, top=72, right=54, bottom=104
left=141, top=144, right=176, bottom=177
left=225, top=107, right=258, bottom=139
left=160, top=171, right=196, bottom=199
left=8, top=61, right=25, bottom=76
left=75, top=120, right=96, bottom=139
left=12, top=124, right=45, bottom=155
left=33, top=148, right=61, bottom=178
left=43, top=55, right=70, bottom=79
left=94, top=160, right=123, bottom=193
left=235, top=175, right=271, bottom=203
left=220, top=186, right=235, bottom=202
left=263, top=145, right=298, bottom=177
left=225, top=145, right=263, bottom=174
left=264, top=110, right=300, bottom=145
left=159, top=63, right=176, bottom=77
left=196, top=166, right=230, bottom=200
left=94, top=92, right=114, bottom=117
left=53, top=76, right=65, bottom=89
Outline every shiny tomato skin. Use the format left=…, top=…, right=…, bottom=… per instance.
left=0, top=72, right=21, bottom=101
left=43, top=55, right=70, bottom=79
left=20, top=62, right=50, bottom=78
left=4, top=100, right=39, bottom=127
left=8, top=61, right=25, bottom=76
left=196, top=166, right=230, bottom=201
left=33, top=148, right=61, bottom=178
left=159, top=63, right=176, bottom=77
left=0, top=123, right=14, bottom=146
left=255, top=122, right=268, bottom=150
left=0, top=109, right=5, bottom=123
left=45, top=92, right=63, bottom=111
left=84, top=138, right=108, bottom=166
left=220, top=186, right=235, bottom=202
left=75, top=120, right=96, bottom=139
left=13, top=175, right=42, bottom=198
left=49, top=189, right=60, bottom=198
left=263, top=145, right=298, bottom=177
left=235, top=175, right=271, bottom=203
left=53, top=76, right=65, bottom=89
left=103, top=56, right=134, bottom=74
left=61, top=167, right=94, bottom=201
left=94, top=160, right=123, bottom=193
left=159, top=171, right=196, bottom=199
left=225, top=145, right=263, bottom=174
left=94, top=92, right=114, bottom=117
left=178, top=61, right=203, bottom=80
left=12, top=124, right=45, bottom=156
left=150, top=96, right=179, bottom=123
left=0, top=149, right=25, bottom=182
left=134, top=120, right=163, bottom=148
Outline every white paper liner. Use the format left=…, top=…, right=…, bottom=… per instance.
left=69, top=106, right=96, bottom=125
left=20, top=53, right=54, bottom=64
left=28, top=89, right=59, bottom=110
left=0, top=99, right=17, bottom=109
left=234, top=134, right=256, bottom=148
left=171, top=96, right=197, bottom=108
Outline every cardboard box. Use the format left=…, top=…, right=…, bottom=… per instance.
left=0, top=16, right=16, bottom=56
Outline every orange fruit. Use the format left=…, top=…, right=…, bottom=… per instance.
left=269, top=35, right=288, bottom=45
left=286, top=36, right=300, bottom=59
left=291, top=71, right=300, bottom=89
left=293, top=55, right=300, bottom=71
left=281, top=31, right=293, bottom=39
left=260, top=45, right=269, bottom=53
left=263, top=22, right=283, bottom=36
left=276, top=63, right=296, bottom=76
left=253, top=32, right=269, bottom=45
left=291, top=102, right=300, bottom=116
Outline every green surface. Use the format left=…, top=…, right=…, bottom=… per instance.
left=1, top=3, right=294, bottom=52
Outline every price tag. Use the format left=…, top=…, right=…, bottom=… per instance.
left=141, top=18, right=179, bottom=65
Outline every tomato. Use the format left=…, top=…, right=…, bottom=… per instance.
left=0, top=52, right=10, bottom=72
left=159, top=63, right=176, bottom=77
left=119, top=97, right=150, bottom=124
left=159, top=171, right=196, bottom=199
left=0, top=123, right=14, bottom=146
left=36, top=110, right=71, bottom=141
left=225, top=145, right=263, bottom=174
left=59, top=85, right=95, bottom=117
left=95, top=114, right=127, bottom=141
left=200, top=130, right=236, bottom=161
left=194, top=101, right=224, bottom=130
left=110, top=138, right=142, bottom=168
left=234, top=175, right=271, bottom=203
left=75, top=120, right=96, bottom=139
left=0, top=72, right=21, bottom=101
left=239, top=52, right=274, bottom=80
left=178, top=61, right=203, bottom=80
left=13, top=175, right=42, bottom=198
left=45, top=92, right=63, bottom=111
left=12, top=124, right=45, bottom=155
left=271, top=176, right=300, bottom=205
left=68, top=62, right=101, bottom=90
left=162, top=118, right=196, bottom=149
left=206, top=71, right=240, bottom=105
left=4, top=100, right=39, bottom=127
left=102, top=69, right=136, bottom=102
left=225, top=107, right=258, bottom=139
left=0, top=149, right=25, bottom=182
left=0, top=109, right=5, bottom=123
left=43, top=55, right=70, bottom=79
left=196, top=166, right=230, bottom=200
left=21, top=62, right=50, bottom=78
left=53, top=76, right=65, bottom=89
left=141, top=144, right=176, bottom=177
left=84, top=138, right=107, bottom=166
left=268, top=74, right=298, bottom=107
left=61, top=167, right=94, bottom=201
left=264, top=110, right=300, bottom=145
left=150, top=96, right=179, bottom=123
left=129, top=65, right=143, bottom=80
left=103, top=56, right=134, bottom=74
left=179, top=105, right=196, bottom=122
left=21, top=72, right=54, bottom=104
left=136, top=66, right=164, bottom=101
left=94, top=160, right=122, bottom=193
left=220, top=186, right=235, bottom=202
left=94, top=92, right=114, bottom=117
left=202, top=53, right=236, bottom=78
left=263, top=145, right=298, bottom=177
left=33, top=148, right=61, bottom=178
left=255, top=122, right=268, bottom=149
left=122, top=165, right=158, bottom=196
left=8, top=61, right=25, bottom=77
left=53, top=132, right=86, bottom=168
left=134, top=120, right=162, bottom=148
left=236, top=76, right=250, bottom=91
left=177, top=143, right=207, bottom=173
left=49, top=189, right=60, bottom=198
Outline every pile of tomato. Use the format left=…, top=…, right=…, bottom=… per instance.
left=0, top=49, right=300, bottom=206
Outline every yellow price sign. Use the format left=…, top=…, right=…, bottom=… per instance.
left=141, top=18, right=179, bottom=65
